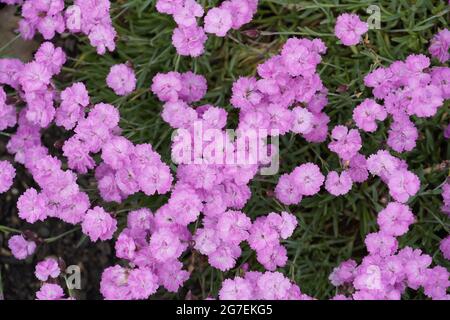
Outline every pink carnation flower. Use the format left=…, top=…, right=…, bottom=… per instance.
left=8, top=235, right=36, bottom=260
left=334, top=13, right=368, bottom=46
left=429, top=29, right=450, bottom=63
left=325, top=171, right=353, bottom=196
left=204, top=7, right=232, bottom=37
left=377, top=202, right=415, bottom=236
left=35, top=257, right=61, bottom=281
left=106, top=63, right=136, bottom=96
left=0, top=160, right=15, bottom=193
left=172, top=25, right=207, bottom=57
left=81, top=206, right=117, bottom=242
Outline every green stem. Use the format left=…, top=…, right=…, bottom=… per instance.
left=44, top=227, right=80, bottom=243
left=0, top=225, right=21, bottom=234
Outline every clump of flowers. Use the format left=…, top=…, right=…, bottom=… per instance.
left=329, top=202, right=449, bottom=300
left=275, top=163, right=325, bottom=205
left=219, top=271, right=313, bottom=300
left=364, top=54, right=447, bottom=153
left=2, top=0, right=117, bottom=54
left=156, top=0, right=259, bottom=57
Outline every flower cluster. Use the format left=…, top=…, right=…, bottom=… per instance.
left=3, top=0, right=116, bottom=54
left=34, top=259, right=73, bottom=300
left=156, top=0, right=259, bottom=57
left=232, top=37, right=329, bottom=142
left=364, top=54, right=447, bottom=153
left=19, top=0, right=65, bottom=40
left=334, top=13, right=368, bottom=46
left=329, top=202, right=449, bottom=300
left=219, top=271, right=313, bottom=300
left=275, top=163, right=325, bottom=205
left=151, top=70, right=296, bottom=273
left=367, top=150, right=420, bottom=203
left=247, top=212, right=297, bottom=271
left=101, top=208, right=190, bottom=299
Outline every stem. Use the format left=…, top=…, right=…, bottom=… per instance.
left=44, top=227, right=80, bottom=243
left=0, top=225, right=21, bottom=234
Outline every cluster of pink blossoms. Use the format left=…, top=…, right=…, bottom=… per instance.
left=334, top=13, right=369, bottom=46
left=151, top=69, right=298, bottom=274
left=232, top=37, right=329, bottom=142
left=2, top=0, right=116, bottom=55
left=33, top=257, right=73, bottom=300
left=275, top=163, right=325, bottom=205
left=101, top=208, right=190, bottom=299
left=330, top=202, right=449, bottom=300
left=363, top=54, right=448, bottom=153
left=156, top=0, right=258, bottom=57
left=219, top=271, right=313, bottom=300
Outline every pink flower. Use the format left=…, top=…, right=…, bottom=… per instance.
left=17, top=188, right=47, bottom=223
left=19, top=62, right=52, bottom=92
left=81, top=206, right=117, bottom=242
left=230, top=77, right=262, bottom=110
left=429, top=29, right=450, bottom=63
left=106, top=63, right=136, bottom=96
left=172, top=25, right=207, bottom=57
left=328, top=125, right=362, bottom=161
left=151, top=72, right=182, bottom=102
left=377, top=202, right=415, bottom=236
left=8, top=235, right=36, bottom=260
left=329, top=259, right=357, bottom=286
left=179, top=71, right=207, bottom=102
left=172, top=0, right=204, bottom=27
left=56, top=82, right=89, bottom=130
left=365, top=232, right=398, bottom=257
left=440, top=236, right=450, bottom=261
left=325, top=171, right=353, bottom=196
left=334, top=13, right=368, bottom=46
left=353, top=99, right=387, bottom=132
left=127, top=268, right=159, bottom=300
left=387, top=118, right=418, bottom=153
left=387, top=170, right=420, bottom=203
left=219, top=277, right=253, bottom=300
left=36, top=283, right=65, bottom=300
left=204, top=7, right=232, bottom=37
left=291, top=107, right=313, bottom=134
left=291, top=163, right=324, bottom=196
left=35, top=257, right=61, bottom=281
left=348, top=154, right=369, bottom=183
left=0, top=160, right=15, bottom=193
